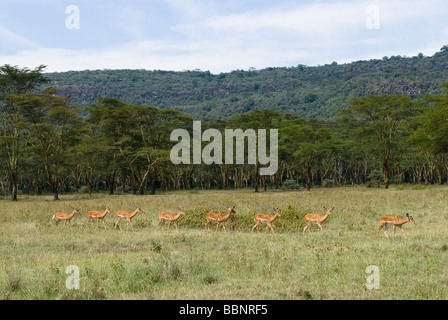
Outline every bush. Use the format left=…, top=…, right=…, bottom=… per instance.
left=180, top=206, right=307, bottom=233
left=322, top=179, right=336, bottom=188
left=282, top=179, right=301, bottom=190
left=367, top=170, right=383, bottom=188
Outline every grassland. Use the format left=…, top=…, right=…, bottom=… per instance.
left=0, top=185, right=447, bottom=300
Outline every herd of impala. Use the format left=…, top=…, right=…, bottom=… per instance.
left=51, top=204, right=416, bottom=237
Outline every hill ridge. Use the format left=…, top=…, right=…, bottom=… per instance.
left=44, top=45, right=448, bottom=120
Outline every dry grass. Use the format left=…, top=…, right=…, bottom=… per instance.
left=0, top=185, right=447, bottom=300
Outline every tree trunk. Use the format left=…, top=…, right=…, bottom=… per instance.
left=10, top=169, right=18, bottom=201
left=383, top=162, right=389, bottom=189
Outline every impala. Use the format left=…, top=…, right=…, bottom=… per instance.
left=205, top=206, right=236, bottom=233
left=157, top=207, right=186, bottom=231
left=303, top=206, right=334, bottom=233
left=376, top=213, right=415, bottom=238
left=251, top=208, right=281, bottom=234
left=114, top=206, right=143, bottom=232
left=87, top=205, right=110, bottom=229
left=52, top=207, right=80, bottom=226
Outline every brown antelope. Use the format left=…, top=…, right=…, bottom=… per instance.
left=376, top=213, right=415, bottom=238
left=114, top=206, right=143, bottom=232
left=251, top=208, right=281, bottom=234
left=157, top=207, right=186, bottom=231
left=205, top=206, right=236, bottom=233
left=87, top=205, right=111, bottom=229
left=52, top=207, right=80, bottom=226
left=303, top=206, right=334, bottom=233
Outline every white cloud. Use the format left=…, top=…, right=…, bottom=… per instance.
left=0, top=24, right=42, bottom=51
left=1, top=0, right=448, bottom=73
left=165, top=0, right=210, bottom=19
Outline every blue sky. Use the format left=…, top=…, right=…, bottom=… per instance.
left=1, top=0, right=448, bottom=73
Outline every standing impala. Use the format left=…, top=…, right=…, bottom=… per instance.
left=376, top=213, right=415, bottom=238
left=52, top=207, right=80, bottom=226
left=303, top=206, right=334, bottom=233
left=87, top=205, right=110, bottom=229
left=205, top=206, right=236, bottom=233
left=251, top=208, right=281, bottom=234
left=157, top=207, right=186, bottom=231
left=114, top=206, right=143, bottom=232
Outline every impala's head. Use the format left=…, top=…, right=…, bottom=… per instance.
left=136, top=206, right=143, bottom=213
left=323, top=207, right=335, bottom=215
left=406, top=213, right=415, bottom=223
left=273, top=208, right=281, bottom=216
left=106, top=205, right=111, bottom=212
left=229, top=206, right=236, bottom=214
left=72, top=207, right=80, bottom=214
left=177, top=207, right=186, bottom=215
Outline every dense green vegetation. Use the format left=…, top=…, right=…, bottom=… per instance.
left=45, top=46, right=448, bottom=120
left=2, top=46, right=448, bottom=200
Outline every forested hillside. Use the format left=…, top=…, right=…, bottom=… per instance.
left=45, top=46, right=448, bottom=120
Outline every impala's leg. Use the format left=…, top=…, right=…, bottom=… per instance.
left=268, top=223, right=275, bottom=234
left=251, top=221, right=259, bottom=233
left=223, top=224, right=227, bottom=233
left=376, top=223, right=384, bottom=237
left=102, top=219, right=107, bottom=229
left=393, top=225, right=396, bottom=238
left=304, top=220, right=312, bottom=233
left=383, top=224, right=389, bottom=238
left=399, top=226, right=406, bottom=238
left=175, top=221, right=179, bottom=231
left=317, top=223, right=323, bottom=232
left=215, top=222, right=220, bottom=233
left=115, top=219, right=121, bottom=230
left=127, top=218, right=134, bottom=232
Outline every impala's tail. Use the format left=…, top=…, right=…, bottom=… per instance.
left=51, top=214, right=55, bottom=220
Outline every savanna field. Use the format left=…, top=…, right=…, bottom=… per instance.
left=0, top=185, right=447, bottom=300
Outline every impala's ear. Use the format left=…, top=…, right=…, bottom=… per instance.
left=331, top=207, right=335, bottom=210
left=323, top=206, right=327, bottom=210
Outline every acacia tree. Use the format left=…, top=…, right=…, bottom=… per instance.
left=88, top=98, right=191, bottom=195
left=410, top=83, right=448, bottom=184
left=227, top=109, right=281, bottom=192
left=339, top=94, right=419, bottom=189
left=9, top=88, right=82, bottom=200
left=279, top=121, right=335, bottom=191
left=0, top=64, right=49, bottom=200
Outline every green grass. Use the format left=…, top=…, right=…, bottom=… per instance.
left=0, top=186, right=447, bottom=300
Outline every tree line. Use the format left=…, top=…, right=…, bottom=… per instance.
left=1, top=64, right=448, bottom=201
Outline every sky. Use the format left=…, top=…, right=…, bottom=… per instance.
left=1, top=0, right=448, bottom=73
